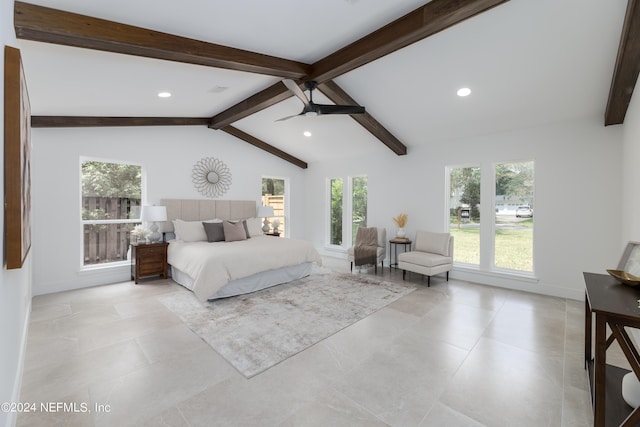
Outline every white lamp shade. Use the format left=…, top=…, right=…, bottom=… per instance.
left=141, top=205, right=167, bottom=222
left=257, top=206, right=274, bottom=218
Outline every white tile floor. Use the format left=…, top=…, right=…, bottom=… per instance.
left=17, top=257, right=602, bottom=426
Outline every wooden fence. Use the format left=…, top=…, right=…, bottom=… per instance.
left=261, top=194, right=286, bottom=235
left=83, top=197, right=141, bottom=265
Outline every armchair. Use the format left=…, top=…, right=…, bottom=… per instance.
left=347, top=227, right=387, bottom=274
left=398, top=230, right=453, bottom=286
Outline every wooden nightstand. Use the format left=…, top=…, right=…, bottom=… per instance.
left=131, top=242, right=168, bottom=284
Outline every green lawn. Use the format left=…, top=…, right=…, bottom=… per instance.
left=449, top=223, right=533, bottom=272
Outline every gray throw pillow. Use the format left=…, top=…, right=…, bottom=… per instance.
left=223, top=221, right=248, bottom=242
left=202, top=222, right=225, bottom=242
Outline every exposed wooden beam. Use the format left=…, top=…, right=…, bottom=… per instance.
left=317, top=81, right=407, bottom=156
left=14, top=1, right=310, bottom=79
left=605, top=0, right=640, bottom=126
left=210, top=0, right=509, bottom=131
left=311, top=0, right=509, bottom=83
left=221, top=126, right=308, bottom=169
left=31, top=116, right=211, bottom=127
left=209, top=81, right=293, bottom=129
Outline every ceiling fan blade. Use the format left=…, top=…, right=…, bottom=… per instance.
left=282, top=79, right=310, bottom=108
left=315, top=104, right=365, bottom=115
left=275, top=113, right=301, bottom=122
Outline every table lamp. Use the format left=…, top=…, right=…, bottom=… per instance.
left=142, top=205, right=167, bottom=243
left=257, top=206, right=274, bottom=233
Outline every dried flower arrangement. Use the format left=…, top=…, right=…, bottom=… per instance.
left=392, top=213, right=408, bottom=228
left=131, top=224, right=150, bottom=240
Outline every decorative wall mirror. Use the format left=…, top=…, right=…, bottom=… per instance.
left=192, top=157, right=232, bottom=198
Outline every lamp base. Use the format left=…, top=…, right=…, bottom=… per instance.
left=262, top=218, right=270, bottom=233
left=148, top=222, right=161, bottom=243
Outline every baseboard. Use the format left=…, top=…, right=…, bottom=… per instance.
left=450, top=269, right=584, bottom=301
left=6, top=298, right=31, bottom=427
left=33, top=264, right=131, bottom=296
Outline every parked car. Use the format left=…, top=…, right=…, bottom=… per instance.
left=515, top=205, right=533, bottom=218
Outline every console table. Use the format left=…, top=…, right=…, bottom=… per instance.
left=584, top=272, right=640, bottom=426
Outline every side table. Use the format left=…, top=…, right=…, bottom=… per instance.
left=389, top=238, right=412, bottom=270
left=131, top=242, right=169, bottom=284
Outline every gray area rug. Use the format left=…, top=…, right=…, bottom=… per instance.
left=158, top=270, right=415, bottom=377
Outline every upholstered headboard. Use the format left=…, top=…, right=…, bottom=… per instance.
left=158, top=199, right=257, bottom=233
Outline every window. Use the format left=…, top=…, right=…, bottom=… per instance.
left=445, top=160, right=535, bottom=275
left=81, top=160, right=142, bottom=266
left=261, top=177, right=288, bottom=236
left=329, top=178, right=343, bottom=246
left=351, top=176, right=368, bottom=245
left=327, top=176, right=368, bottom=247
left=448, top=166, right=480, bottom=266
left=494, top=161, right=534, bottom=272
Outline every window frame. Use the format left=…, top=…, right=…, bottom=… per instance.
left=445, top=160, right=536, bottom=278
left=325, top=175, right=368, bottom=250
left=261, top=175, right=289, bottom=237
left=79, top=157, right=145, bottom=270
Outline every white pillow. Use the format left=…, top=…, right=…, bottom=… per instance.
left=245, top=217, right=264, bottom=237
left=172, top=219, right=207, bottom=242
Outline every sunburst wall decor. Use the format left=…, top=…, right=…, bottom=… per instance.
left=192, top=157, right=232, bottom=198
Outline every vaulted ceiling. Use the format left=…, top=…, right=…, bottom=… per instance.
left=14, top=0, right=633, bottom=168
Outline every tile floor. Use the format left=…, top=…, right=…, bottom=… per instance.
left=17, top=257, right=607, bottom=426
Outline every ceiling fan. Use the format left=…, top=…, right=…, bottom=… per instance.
left=276, top=79, right=365, bottom=121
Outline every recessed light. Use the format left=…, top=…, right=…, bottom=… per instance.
left=157, top=92, right=172, bottom=98
left=457, top=87, right=471, bottom=97
left=303, top=131, right=312, bottom=137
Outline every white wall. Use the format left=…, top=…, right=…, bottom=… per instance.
left=622, top=74, right=640, bottom=244
left=305, top=117, right=623, bottom=300
left=31, top=126, right=306, bottom=295
left=0, top=1, right=33, bottom=426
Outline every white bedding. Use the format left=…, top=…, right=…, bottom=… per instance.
left=168, top=236, right=322, bottom=301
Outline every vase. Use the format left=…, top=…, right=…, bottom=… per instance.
left=397, top=228, right=406, bottom=238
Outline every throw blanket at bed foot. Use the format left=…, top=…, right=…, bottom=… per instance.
left=354, top=227, right=378, bottom=267
left=158, top=271, right=415, bottom=378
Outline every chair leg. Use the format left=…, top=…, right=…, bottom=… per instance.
left=374, top=263, right=377, bottom=274
left=446, top=271, right=449, bottom=281
left=427, top=276, right=431, bottom=287
left=350, top=262, right=353, bottom=272
left=402, top=270, right=406, bottom=280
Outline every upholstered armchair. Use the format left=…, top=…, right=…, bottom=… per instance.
left=347, top=227, right=387, bottom=274
left=398, top=230, right=453, bottom=286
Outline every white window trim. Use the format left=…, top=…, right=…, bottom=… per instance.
left=445, top=160, right=536, bottom=277
left=325, top=177, right=344, bottom=250
left=262, top=175, right=290, bottom=237
left=79, top=156, right=145, bottom=270
left=325, top=175, right=368, bottom=250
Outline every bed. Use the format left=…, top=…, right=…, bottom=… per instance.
left=158, top=199, right=322, bottom=301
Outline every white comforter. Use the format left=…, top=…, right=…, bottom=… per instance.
left=168, top=236, right=322, bottom=301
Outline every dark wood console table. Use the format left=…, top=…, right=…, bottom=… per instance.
left=584, top=272, right=640, bottom=426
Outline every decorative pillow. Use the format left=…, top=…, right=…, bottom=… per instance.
left=245, top=217, right=264, bottom=237
left=229, top=219, right=252, bottom=239
left=202, top=222, right=225, bottom=242
left=223, top=221, right=248, bottom=242
left=172, top=219, right=207, bottom=242
left=416, top=231, right=450, bottom=256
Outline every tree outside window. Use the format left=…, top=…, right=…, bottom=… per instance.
left=330, top=178, right=343, bottom=246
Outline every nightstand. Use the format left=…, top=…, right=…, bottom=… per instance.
left=131, top=242, right=169, bottom=284
left=266, top=232, right=280, bottom=237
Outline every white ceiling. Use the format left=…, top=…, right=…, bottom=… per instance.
left=17, top=0, right=629, bottom=164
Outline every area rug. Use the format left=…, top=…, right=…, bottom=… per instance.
left=158, top=271, right=415, bottom=378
